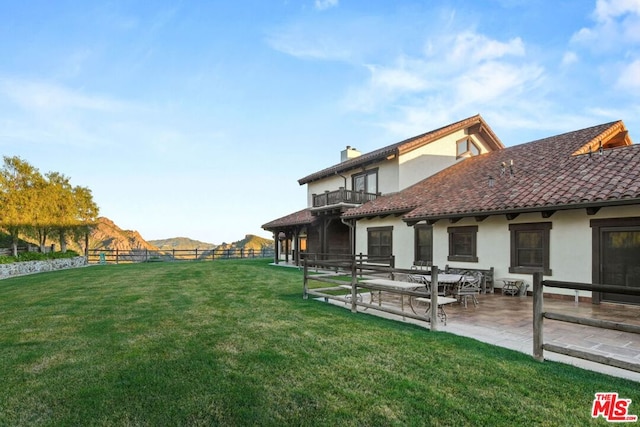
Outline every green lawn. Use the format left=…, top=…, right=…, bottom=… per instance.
left=0, top=259, right=637, bottom=426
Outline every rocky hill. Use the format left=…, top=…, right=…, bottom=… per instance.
left=87, top=217, right=159, bottom=251
left=149, top=237, right=216, bottom=251
left=216, top=234, right=274, bottom=251
left=1, top=217, right=273, bottom=255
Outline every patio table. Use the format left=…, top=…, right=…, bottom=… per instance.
left=497, top=278, right=525, bottom=296
left=361, top=278, right=424, bottom=314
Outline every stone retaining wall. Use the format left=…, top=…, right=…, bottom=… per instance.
left=0, top=256, right=87, bottom=279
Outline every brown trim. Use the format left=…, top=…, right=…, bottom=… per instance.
left=590, top=217, right=640, bottom=304
left=447, top=225, right=478, bottom=263
left=508, top=222, right=552, bottom=275
left=352, top=168, right=379, bottom=194
left=414, top=224, right=433, bottom=264
left=367, top=226, right=393, bottom=257
left=402, top=199, right=640, bottom=225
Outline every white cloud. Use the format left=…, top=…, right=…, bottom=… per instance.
left=315, top=0, right=339, bottom=11
left=561, top=51, right=579, bottom=67
left=342, top=29, right=543, bottom=140
left=594, top=0, right=640, bottom=22
left=0, top=78, right=127, bottom=112
left=447, top=32, right=525, bottom=64
left=572, top=0, right=640, bottom=46
left=616, top=59, right=640, bottom=91
left=265, top=24, right=352, bottom=61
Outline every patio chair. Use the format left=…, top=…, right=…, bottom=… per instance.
left=453, top=272, right=481, bottom=308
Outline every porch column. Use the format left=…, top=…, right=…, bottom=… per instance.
left=274, top=232, right=279, bottom=264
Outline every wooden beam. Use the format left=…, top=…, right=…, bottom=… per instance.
left=449, top=217, right=461, bottom=224
left=586, top=207, right=601, bottom=215
left=506, top=213, right=520, bottom=220
left=426, top=219, right=439, bottom=225
left=475, top=215, right=488, bottom=222
left=541, top=211, right=556, bottom=218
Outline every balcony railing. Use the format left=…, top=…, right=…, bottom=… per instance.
left=312, top=188, right=378, bottom=208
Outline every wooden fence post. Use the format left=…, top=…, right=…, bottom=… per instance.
left=533, top=272, right=544, bottom=361
left=430, top=266, right=439, bottom=331
left=116, top=248, right=119, bottom=264
left=350, top=255, right=358, bottom=313
left=303, top=259, right=309, bottom=300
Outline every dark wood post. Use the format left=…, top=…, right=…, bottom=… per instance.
left=116, top=248, right=119, bottom=264
left=430, top=266, right=439, bottom=330
left=533, top=272, right=544, bottom=361
left=303, top=258, right=309, bottom=299
left=350, top=255, right=358, bottom=313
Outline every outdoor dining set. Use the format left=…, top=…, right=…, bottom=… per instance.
left=354, top=267, right=531, bottom=326
left=360, top=270, right=484, bottom=325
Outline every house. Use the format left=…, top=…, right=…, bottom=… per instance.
left=342, top=120, right=639, bottom=305
left=264, top=117, right=640, bottom=305
left=262, top=114, right=504, bottom=264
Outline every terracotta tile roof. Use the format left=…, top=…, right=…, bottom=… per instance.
left=298, top=114, right=503, bottom=185
left=262, top=208, right=315, bottom=230
left=343, top=120, right=640, bottom=221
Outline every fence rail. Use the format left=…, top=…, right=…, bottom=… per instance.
left=532, top=272, right=640, bottom=373
left=302, top=254, right=452, bottom=330
left=87, top=247, right=275, bottom=264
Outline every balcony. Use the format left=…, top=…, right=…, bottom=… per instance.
left=311, top=188, right=378, bottom=214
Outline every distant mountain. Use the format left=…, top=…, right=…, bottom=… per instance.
left=0, top=216, right=273, bottom=255
left=88, top=217, right=159, bottom=252
left=149, top=237, right=216, bottom=250
left=216, top=234, right=274, bottom=250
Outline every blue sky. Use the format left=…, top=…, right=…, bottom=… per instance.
left=1, top=0, right=639, bottom=244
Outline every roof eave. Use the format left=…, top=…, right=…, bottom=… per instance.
left=402, top=198, right=640, bottom=225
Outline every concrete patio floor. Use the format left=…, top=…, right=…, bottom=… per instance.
left=324, top=291, right=640, bottom=383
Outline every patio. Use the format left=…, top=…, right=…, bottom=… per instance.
left=323, top=290, right=640, bottom=382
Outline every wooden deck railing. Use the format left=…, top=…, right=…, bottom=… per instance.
left=312, top=188, right=378, bottom=208
left=532, top=272, right=640, bottom=373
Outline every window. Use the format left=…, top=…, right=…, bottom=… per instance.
left=456, top=137, right=481, bottom=158
left=509, top=222, right=552, bottom=275
left=448, top=226, right=478, bottom=262
left=368, top=226, right=392, bottom=257
left=353, top=169, right=378, bottom=194
left=415, top=225, right=433, bottom=265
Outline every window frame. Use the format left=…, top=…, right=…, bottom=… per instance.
left=352, top=168, right=379, bottom=195
left=509, top=222, right=552, bottom=275
left=367, top=226, right=393, bottom=257
left=447, top=225, right=478, bottom=262
left=414, top=224, right=433, bottom=265
left=456, top=137, right=481, bottom=158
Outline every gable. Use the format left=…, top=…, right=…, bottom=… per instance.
left=298, top=114, right=504, bottom=185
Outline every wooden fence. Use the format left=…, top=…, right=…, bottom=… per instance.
left=87, top=247, right=275, bottom=264
left=532, top=272, right=640, bottom=373
left=302, top=254, right=450, bottom=331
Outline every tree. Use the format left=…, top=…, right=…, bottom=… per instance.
left=70, top=185, right=99, bottom=254
left=0, top=156, right=42, bottom=256
left=0, top=156, right=100, bottom=255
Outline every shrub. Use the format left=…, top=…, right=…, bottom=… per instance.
left=16, top=252, right=48, bottom=262
left=0, top=255, right=15, bottom=264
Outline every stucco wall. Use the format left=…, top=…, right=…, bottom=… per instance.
left=355, top=205, right=640, bottom=298
left=0, top=256, right=87, bottom=279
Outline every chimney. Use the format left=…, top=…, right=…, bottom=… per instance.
left=341, top=145, right=361, bottom=162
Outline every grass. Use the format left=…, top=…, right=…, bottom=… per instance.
left=0, top=259, right=637, bottom=426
